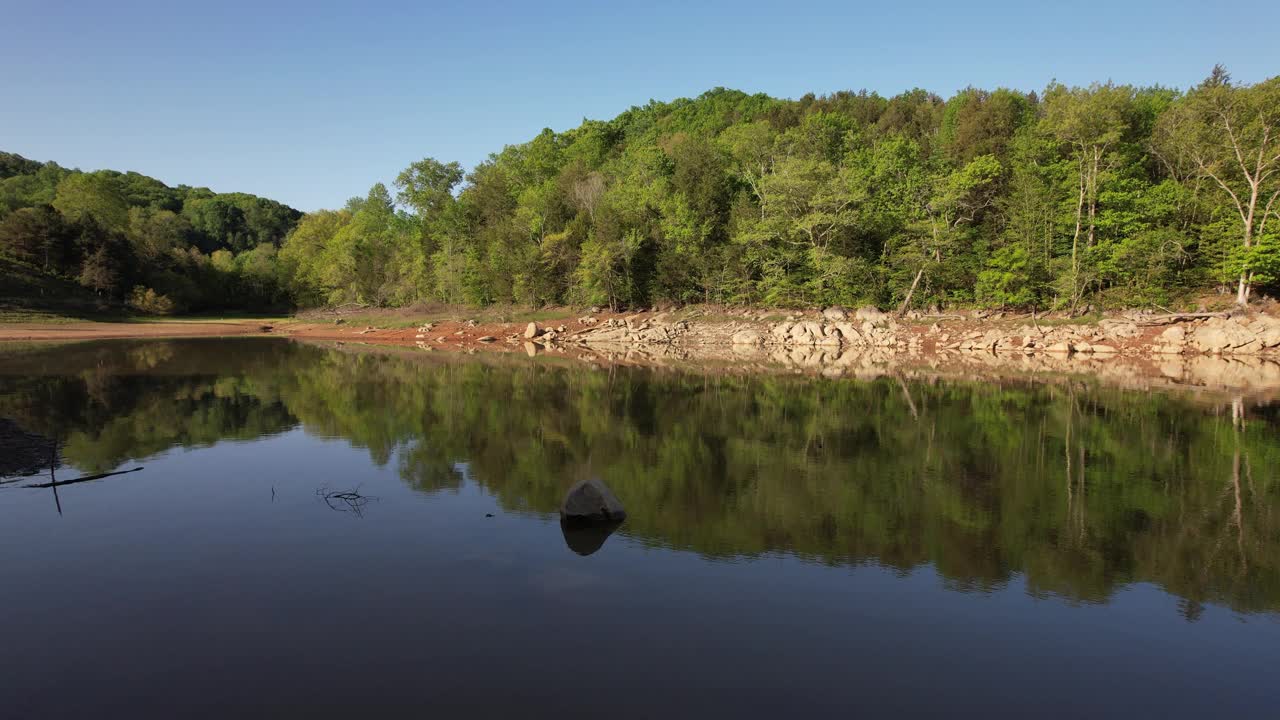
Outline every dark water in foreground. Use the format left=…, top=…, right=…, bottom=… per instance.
left=1, top=338, right=1278, bottom=718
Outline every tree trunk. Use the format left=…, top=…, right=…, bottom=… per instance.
left=1237, top=271, right=1251, bottom=306
left=1071, top=153, right=1085, bottom=276
left=898, top=267, right=924, bottom=317
left=1086, top=148, right=1099, bottom=248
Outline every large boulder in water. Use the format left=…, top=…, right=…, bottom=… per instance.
left=560, top=518, right=623, bottom=556
left=560, top=479, right=626, bottom=522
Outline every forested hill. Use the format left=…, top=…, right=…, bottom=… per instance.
left=4, top=68, right=1279, bottom=316
left=0, top=152, right=301, bottom=313
left=284, top=69, right=1280, bottom=312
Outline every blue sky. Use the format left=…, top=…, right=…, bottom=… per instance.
left=3, top=0, right=1277, bottom=211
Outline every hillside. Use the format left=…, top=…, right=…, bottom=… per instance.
left=0, top=151, right=301, bottom=314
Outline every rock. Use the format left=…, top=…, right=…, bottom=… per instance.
left=560, top=479, right=626, bottom=523
left=585, top=328, right=629, bottom=343
left=1098, top=319, right=1140, bottom=338
left=635, top=326, right=671, bottom=343
left=524, top=322, right=541, bottom=339
left=1046, top=342, right=1073, bottom=354
left=732, top=329, right=764, bottom=345
left=1189, top=319, right=1256, bottom=354
left=822, top=306, right=848, bottom=321
left=834, top=323, right=863, bottom=345
left=771, top=322, right=795, bottom=340
left=1158, top=325, right=1186, bottom=343
left=855, top=306, right=889, bottom=323
left=524, top=341, right=538, bottom=357
left=560, top=518, right=623, bottom=556
left=1248, top=316, right=1280, bottom=348
left=816, top=327, right=842, bottom=346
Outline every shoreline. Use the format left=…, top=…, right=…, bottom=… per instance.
left=3, top=305, right=1280, bottom=397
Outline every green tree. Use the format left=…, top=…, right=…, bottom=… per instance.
left=1154, top=68, right=1280, bottom=304
left=1041, top=82, right=1134, bottom=305
left=53, top=172, right=130, bottom=232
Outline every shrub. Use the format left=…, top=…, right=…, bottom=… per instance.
left=128, top=285, right=177, bottom=315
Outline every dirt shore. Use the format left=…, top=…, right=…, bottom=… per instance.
left=0, top=319, right=275, bottom=341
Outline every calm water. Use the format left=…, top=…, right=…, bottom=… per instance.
left=1, top=338, right=1278, bottom=718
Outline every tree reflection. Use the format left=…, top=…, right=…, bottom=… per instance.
left=1, top=338, right=1278, bottom=615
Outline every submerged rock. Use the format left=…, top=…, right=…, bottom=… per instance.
left=560, top=518, right=623, bottom=556
left=560, top=479, right=626, bottom=522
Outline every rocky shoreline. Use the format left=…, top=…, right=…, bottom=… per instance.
left=8, top=303, right=1280, bottom=396
left=493, top=305, right=1280, bottom=396
left=560, top=305, right=1280, bottom=358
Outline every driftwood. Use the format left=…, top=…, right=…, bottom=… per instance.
left=317, top=486, right=376, bottom=516
left=1136, top=312, right=1232, bottom=326
left=23, top=466, right=143, bottom=489
left=897, top=268, right=925, bottom=317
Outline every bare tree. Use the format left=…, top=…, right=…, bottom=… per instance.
left=1154, top=68, right=1280, bottom=305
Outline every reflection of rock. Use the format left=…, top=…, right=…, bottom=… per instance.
left=560, top=478, right=626, bottom=521
left=561, top=518, right=623, bottom=556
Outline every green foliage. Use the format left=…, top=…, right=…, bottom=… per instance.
left=10, top=68, right=1280, bottom=315
left=127, top=285, right=177, bottom=315
left=977, top=244, right=1042, bottom=307
left=0, top=152, right=301, bottom=313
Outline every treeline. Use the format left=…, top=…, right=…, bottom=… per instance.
left=0, top=152, right=301, bottom=312
left=5, top=67, right=1278, bottom=314
left=285, top=67, right=1280, bottom=311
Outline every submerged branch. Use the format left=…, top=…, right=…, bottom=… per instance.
left=23, top=466, right=144, bottom=489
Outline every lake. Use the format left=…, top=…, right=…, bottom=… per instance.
left=1, top=338, right=1278, bottom=718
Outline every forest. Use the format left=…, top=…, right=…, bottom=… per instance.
left=3, top=67, right=1278, bottom=314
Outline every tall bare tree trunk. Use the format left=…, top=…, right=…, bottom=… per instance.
left=1071, top=154, right=1085, bottom=276
left=898, top=267, right=924, bottom=317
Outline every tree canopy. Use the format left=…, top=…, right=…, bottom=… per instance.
left=6, top=68, right=1279, bottom=314
left=0, top=156, right=301, bottom=312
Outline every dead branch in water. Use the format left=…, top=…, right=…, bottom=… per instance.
left=1136, top=312, right=1232, bottom=326
left=23, top=467, right=143, bottom=489
left=316, top=486, right=376, bottom=517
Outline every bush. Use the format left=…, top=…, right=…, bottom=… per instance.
left=976, top=245, right=1044, bottom=308
left=128, top=285, right=177, bottom=315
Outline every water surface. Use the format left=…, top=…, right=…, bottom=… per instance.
left=1, top=338, right=1278, bottom=717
